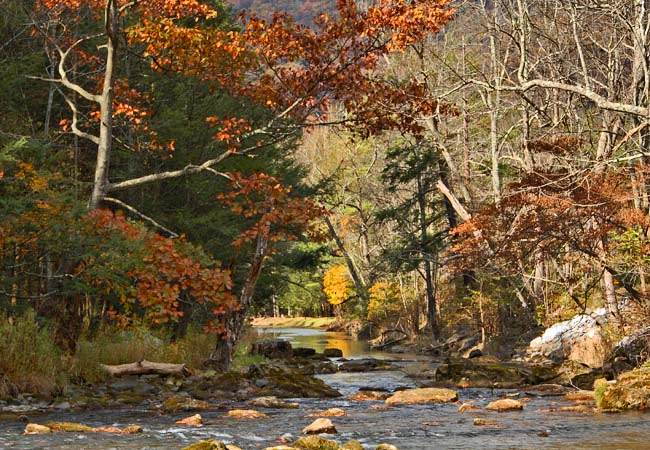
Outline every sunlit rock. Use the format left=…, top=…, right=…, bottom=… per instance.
left=458, top=402, right=481, bottom=412
left=301, top=418, right=337, bottom=434
left=473, top=418, right=500, bottom=426
left=385, top=387, right=458, bottom=405
left=176, top=413, right=203, bottom=426
left=23, top=423, right=51, bottom=434
left=485, top=399, right=523, bottom=411
left=225, top=409, right=269, bottom=419
left=307, top=408, right=346, bottom=417
left=527, top=312, right=611, bottom=368
left=375, top=444, right=400, bottom=450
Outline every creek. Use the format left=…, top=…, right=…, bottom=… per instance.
left=1, top=327, right=650, bottom=449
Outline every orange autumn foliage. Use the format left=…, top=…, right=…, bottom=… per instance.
left=323, top=264, right=353, bottom=306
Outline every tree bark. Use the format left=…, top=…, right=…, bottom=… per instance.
left=206, top=231, right=269, bottom=372
left=89, top=0, right=119, bottom=209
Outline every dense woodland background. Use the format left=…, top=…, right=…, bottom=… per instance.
left=3, top=0, right=650, bottom=393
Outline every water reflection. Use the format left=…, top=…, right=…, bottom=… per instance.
left=255, top=327, right=417, bottom=360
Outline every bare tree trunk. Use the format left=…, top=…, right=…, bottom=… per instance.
left=89, top=0, right=119, bottom=209
left=206, top=232, right=269, bottom=372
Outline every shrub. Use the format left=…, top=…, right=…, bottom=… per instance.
left=0, top=311, right=67, bottom=398
left=70, top=327, right=215, bottom=383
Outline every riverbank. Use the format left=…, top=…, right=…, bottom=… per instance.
left=251, top=317, right=338, bottom=329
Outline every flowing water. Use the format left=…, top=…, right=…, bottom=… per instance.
left=2, top=328, right=650, bottom=449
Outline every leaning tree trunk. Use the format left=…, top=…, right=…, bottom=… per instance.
left=207, top=232, right=269, bottom=372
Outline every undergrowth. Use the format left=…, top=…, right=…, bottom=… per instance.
left=0, top=311, right=67, bottom=398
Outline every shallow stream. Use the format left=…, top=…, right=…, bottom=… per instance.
left=2, top=328, right=650, bottom=449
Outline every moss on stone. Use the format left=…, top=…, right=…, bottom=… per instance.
left=181, top=440, right=227, bottom=450
left=44, top=421, right=94, bottom=432
left=341, top=440, right=364, bottom=450
left=295, top=435, right=340, bottom=450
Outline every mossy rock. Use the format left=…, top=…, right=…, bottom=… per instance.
left=375, top=445, right=399, bottom=450
left=182, top=440, right=228, bottom=450
left=295, top=435, right=340, bottom=450
left=44, top=421, right=93, bottom=432
left=114, top=392, right=148, bottom=405
left=70, top=395, right=112, bottom=408
left=253, top=365, right=341, bottom=398
left=435, top=360, right=528, bottom=388
left=0, top=413, right=21, bottom=421
left=341, top=440, right=364, bottom=450
left=595, top=368, right=650, bottom=410
left=162, top=395, right=211, bottom=412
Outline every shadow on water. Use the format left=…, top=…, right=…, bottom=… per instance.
left=2, top=327, right=650, bottom=449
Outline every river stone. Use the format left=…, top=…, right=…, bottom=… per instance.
left=301, top=418, right=337, bottom=434
left=295, top=435, right=340, bottom=449
left=162, top=395, right=211, bottom=412
left=473, top=418, right=500, bottom=426
left=525, top=383, right=570, bottom=396
left=109, top=378, right=158, bottom=394
left=323, top=348, right=343, bottom=358
left=351, top=390, right=390, bottom=401
left=307, top=407, right=346, bottom=417
left=562, top=390, right=595, bottom=402
left=123, top=425, right=143, bottom=434
left=176, top=414, right=203, bottom=426
left=249, top=396, right=299, bottom=409
left=375, top=445, right=400, bottom=450
left=252, top=365, right=341, bottom=398
left=458, top=402, right=481, bottom=412
left=225, top=409, right=269, bottom=419
left=485, top=399, right=523, bottom=411
left=251, top=339, right=293, bottom=359
left=24, top=423, right=51, bottom=434
left=293, top=347, right=317, bottom=357
left=182, top=440, right=228, bottom=450
left=44, top=421, right=94, bottom=432
left=339, top=358, right=394, bottom=372
left=342, top=440, right=364, bottom=450
left=385, top=388, right=458, bottom=405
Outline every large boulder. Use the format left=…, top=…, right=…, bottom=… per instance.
left=610, top=326, right=650, bottom=370
left=251, top=339, right=293, bottom=359
left=249, top=364, right=341, bottom=398
left=527, top=310, right=612, bottom=368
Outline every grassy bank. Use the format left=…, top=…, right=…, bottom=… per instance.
left=250, top=316, right=337, bottom=329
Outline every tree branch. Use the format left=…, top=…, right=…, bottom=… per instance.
left=102, top=197, right=179, bottom=237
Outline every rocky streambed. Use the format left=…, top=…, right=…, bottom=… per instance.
left=2, top=327, right=650, bottom=449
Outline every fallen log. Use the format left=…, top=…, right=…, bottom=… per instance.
left=101, top=360, right=191, bottom=377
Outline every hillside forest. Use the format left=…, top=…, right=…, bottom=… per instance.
left=3, top=0, right=650, bottom=393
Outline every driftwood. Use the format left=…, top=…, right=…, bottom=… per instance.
left=101, top=360, right=191, bottom=377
